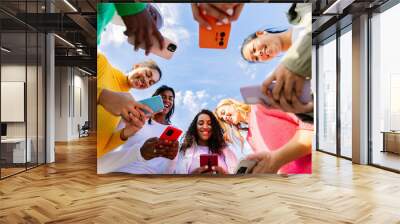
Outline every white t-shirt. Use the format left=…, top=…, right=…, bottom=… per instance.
left=97, top=120, right=177, bottom=174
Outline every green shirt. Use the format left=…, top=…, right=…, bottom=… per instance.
left=97, top=3, right=147, bottom=45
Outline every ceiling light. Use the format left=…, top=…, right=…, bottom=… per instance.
left=78, top=67, right=92, bottom=76
left=1, top=47, right=11, bottom=53
left=63, top=0, right=78, bottom=12
left=54, top=34, right=75, bottom=48
left=323, top=0, right=355, bottom=15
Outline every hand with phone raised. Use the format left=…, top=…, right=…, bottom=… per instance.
left=140, top=137, right=179, bottom=161
left=122, top=8, right=164, bottom=56
left=140, top=126, right=182, bottom=160
left=262, top=64, right=313, bottom=114
left=191, top=3, right=244, bottom=30
left=240, top=80, right=312, bottom=109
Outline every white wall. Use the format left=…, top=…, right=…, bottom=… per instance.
left=54, top=67, right=89, bottom=141
left=1, top=64, right=46, bottom=164
left=1, top=65, right=37, bottom=138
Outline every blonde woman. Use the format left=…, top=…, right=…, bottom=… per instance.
left=215, top=99, right=313, bottom=174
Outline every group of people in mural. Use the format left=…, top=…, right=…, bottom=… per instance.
left=97, top=3, right=313, bottom=175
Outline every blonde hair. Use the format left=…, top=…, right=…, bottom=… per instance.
left=214, top=99, right=251, bottom=150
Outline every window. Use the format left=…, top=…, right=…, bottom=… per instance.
left=339, top=28, right=352, bottom=158
left=317, top=35, right=337, bottom=154
left=371, top=3, right=400, bottom=171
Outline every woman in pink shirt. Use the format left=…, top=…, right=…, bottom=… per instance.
left=175, top=109, right=237, bottom=174
left=215, top=99, right=313, bottom=174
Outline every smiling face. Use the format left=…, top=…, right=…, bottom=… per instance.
left=196, top=113, right=212, bottom=142
left=216, top=105, right=239, bottom=126
left=242, top=31, right=283, bottom=62
left=159, top=90, right=174, bottom=115
left=127, top=65, right=160, bottom=89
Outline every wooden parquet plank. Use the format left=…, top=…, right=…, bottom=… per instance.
left=0, top=135, right=400, bottom=223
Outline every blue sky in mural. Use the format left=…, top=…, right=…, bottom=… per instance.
left=99, top=3, right=291, bottom=131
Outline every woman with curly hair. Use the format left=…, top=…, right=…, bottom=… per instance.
left=175, top=109, right=237, bottom=174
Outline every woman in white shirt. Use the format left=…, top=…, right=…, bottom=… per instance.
left=98, top=85, right=179, bottom=174
left=175, top=109, right=237, bottom=174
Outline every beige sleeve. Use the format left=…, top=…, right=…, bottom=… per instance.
left=280, top=30, right=312, bottom=79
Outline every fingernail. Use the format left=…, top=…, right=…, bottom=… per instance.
left=202, top=10, right=207, bottom=15
left=205, top=165, right=208, bottom=169
left=216, top=22, right=223, bottom=26
left=222, top=18, right=229, bottom=24
left=212, top=166, right=215, bottom=170
left=206, top=26, right=212, bottom=31
left=226, top=9, right=233, bottom=16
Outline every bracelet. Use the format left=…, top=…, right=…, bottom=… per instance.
left=120, top=128, right=128, bottom=141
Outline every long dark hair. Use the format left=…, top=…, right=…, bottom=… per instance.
left=148, top=85, right=175, bottom=125
left=180, top=109, right=227, bottom=155
left=240, top=28, right=287, bottom=63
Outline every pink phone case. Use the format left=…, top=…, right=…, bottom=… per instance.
left=240, top=81, right=312, bottom=106
left=127, top=35, right=177, bottom=59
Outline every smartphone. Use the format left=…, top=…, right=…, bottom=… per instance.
left=235, top=160, right=257, bottom=174
left=137, top=95, right=164, bottom=115
left=199, top=15, right=231, bottom=49
left=127, top=35, right=177, bottom=60
left=159, top=126, right=183, bottom=142
left=240, top=80, right=312, bottom=106
left=200, top=154, right=219, bottom=172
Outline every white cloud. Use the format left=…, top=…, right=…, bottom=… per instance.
left=99, top=23, right=127, bottom=49
left=155, top=3, right=190, bottom=45
left=175, top=90, right=210, bottom=113
left=98, top=4, right=190, bottom=52
left=173, top=89, right=211, bottom=132
left=237, top=59, right=257, bottom=80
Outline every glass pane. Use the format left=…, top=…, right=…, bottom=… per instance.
left=27, top=31, right=38, bottom=169
left=38, top=32, right=45, bottom=165
left=371, top=4, right=400, bottom=171
left=340, top=29, right=352, bottom=158
left=1, top=31, right=27, bottom=177
left=318, top=36, right=337, bottom=154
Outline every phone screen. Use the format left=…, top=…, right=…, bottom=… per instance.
left=138, top=95, right=164, bottom=114
left=236, top=167, right=248, bottom=174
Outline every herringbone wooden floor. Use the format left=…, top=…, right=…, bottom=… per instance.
left=0, top=135, right=399, bottom=224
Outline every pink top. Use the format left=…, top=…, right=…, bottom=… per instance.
left=247, top=105, right=313, bottom=174
left=175, top=145, right=238, bottom=174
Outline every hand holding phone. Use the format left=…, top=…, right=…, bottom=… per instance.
left=138, top=95, right=164, bottom=116
left=128, top=35, right=177, bottom=59
left=240, top=80, right=312, bottom=106
left=200, top=154, right=219, bottom=173
left=235, top=159, right=257, bottom=174
left=199, top=15, right=231, bottom=49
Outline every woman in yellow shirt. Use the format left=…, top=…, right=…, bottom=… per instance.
left=97, top=53, right=162, bottom=158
